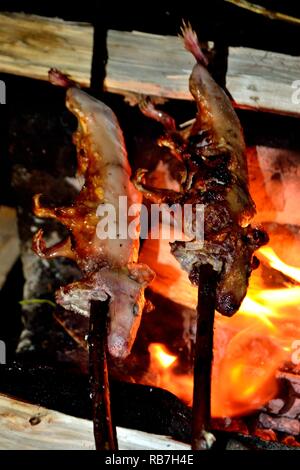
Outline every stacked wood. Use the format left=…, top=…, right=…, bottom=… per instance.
left=0, top=363, right=300, bottom=449
left=0, top=394, right=188, bottom=450
left=0, top=13, right=300, bottom=115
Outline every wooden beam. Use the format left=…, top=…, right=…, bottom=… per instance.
left=105, top=29, right=194, bottom=100
left=0, top=12, right=299, bottom=115
left=0, top=13, right=93, bottom=86
left=106, top=29, right=300, bottom=117
left=226, top=47, right=300, bottom=116
left=0, top=394, right=189, bottom=450
left=0, top=206, right=19, bottom=289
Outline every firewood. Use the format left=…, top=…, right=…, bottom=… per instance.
left=0, top=362, right=300, bottom=447
left=0, top=393, right=189, bottom=450
left=0, top=13, right=300, bottom=116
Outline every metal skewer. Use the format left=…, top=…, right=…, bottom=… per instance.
left=191, top=264, right=218, bottom=450
left=88, top=299, right=118, bottom=450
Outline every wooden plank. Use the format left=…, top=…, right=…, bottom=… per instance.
left=227, top=47, right=300, bottom=115
left=0, top=206, right=19, bottom=289
left=106, top=29, right=194, bottom=100
left=0, top=12, right=93, bottom=86
left=0, top=394, right=189, bottom=450
left=0, top=12, right=300, bottom=115
left=106, top=29, right=300, bottom=117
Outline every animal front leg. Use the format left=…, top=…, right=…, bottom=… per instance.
left=139, top=96, right=176, bottom=132
left=139, top=98, right=188, bottom=181
left=133, top=168, right=182, bottom=204
left=33, top=194, right=77, bottom=229
left=55, top=277, right=108, bottom=317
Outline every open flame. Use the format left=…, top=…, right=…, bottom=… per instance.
left=259, top=247, right=300, bottom=283
left=146, top=247, right=300, bottom=418
left=148, top=343, right=194, bottom=404
left=149, top=343, right=177, bottom=369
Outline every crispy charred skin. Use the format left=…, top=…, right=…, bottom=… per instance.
left=133, top=25, right=268, bottom=316
left=32, top=80, right=154, bottom=358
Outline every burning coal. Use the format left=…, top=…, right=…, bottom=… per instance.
left=141, top=244, right=300, bottom=418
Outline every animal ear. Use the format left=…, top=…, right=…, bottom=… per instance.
left=128, top=263, right=155, bottom=286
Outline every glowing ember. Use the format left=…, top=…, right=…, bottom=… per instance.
left=259, top=247, right=300, bottom=283
left=149, top=343, right=177, bottom=369
left=144, top=246, right=300, bottom=418
left=148, top=343, right=193, bottom=405
left=212, top=332, right=283, bottom=417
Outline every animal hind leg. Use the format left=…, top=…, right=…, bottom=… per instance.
left=32, top=229, right=76, bottom=261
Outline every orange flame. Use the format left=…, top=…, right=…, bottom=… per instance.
left=145, top=247, right=300, bottom=418
left=149, top=343, right=177, bottom=369
left=148, top=343, right=193, bottom=404
left=259, top=246, right=300, bottom=283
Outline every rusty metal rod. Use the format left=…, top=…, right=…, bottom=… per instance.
left=192, top=264, right=218, bottom=450
left=88, top=299, right=118, bottom=450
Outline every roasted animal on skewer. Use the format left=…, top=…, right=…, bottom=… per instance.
left=134, top=25, right=268, bottom=316
left=32, top=71, right=154, bottom=358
